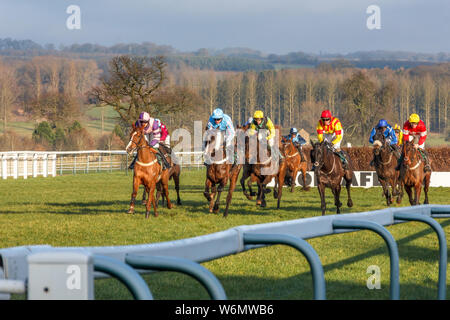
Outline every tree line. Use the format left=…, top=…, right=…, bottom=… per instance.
left=0, top=54, right=449, bottom=151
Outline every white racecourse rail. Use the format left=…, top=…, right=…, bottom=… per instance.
left=0, top=150, right=204, bottom=179
left=1, top=150, right=450, bottom=186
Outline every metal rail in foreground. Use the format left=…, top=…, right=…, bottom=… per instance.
left=332, top=219, right=400, bottom=300
left=93, top=255, right=153, bottom=300
left=125, top=254, right=227, bottom=300
left=393, top=212, right=447, bottom=300
left=243, top=233, right=326, bottom=300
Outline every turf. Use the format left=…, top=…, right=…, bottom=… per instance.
left=1, top=168, right=449, bottom=300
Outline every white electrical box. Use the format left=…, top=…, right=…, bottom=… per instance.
left=27, top=251, right=94, bottom=300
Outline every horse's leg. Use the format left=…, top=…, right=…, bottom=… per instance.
left=379, top=178, right=390, bottom=206
left=224, top=165, right=241, bottom=217
left=344, top=171, right=353, bottom=208
left=414, top=181, right=422, bottom=206
left=146, top=183, right=158, bottom=218
left=209, top=183, right=217, bottom=213
left=155, top=182, right=162, bottom=208
left=160, top=172, right=173, bottom=210
left=256, top=180, right=263, bottom=206
left=318, top=183, right=326, bottom=216
left=423, top=172, right=430, bottom=204
left=301, top=165, right=310, bottom=191
left=204, top=178, right=212, bottom=202
left=240, top=167, right=252, bottom=200
left=260, top=183, right=268, bottom=208
left=248, top=174, right=257, bottom=197
left=404, top=184, right=414, bottom=205
left=173, top=170, right=181, bottom=205
left=290, top=168, right=298, bottom=193
left=213, top=180, right=226, bottom=213
left=141, top=186, right=147, bottom=205
left=331, top=185, right=342, bottom=214
left=128, top=176, right=140, bottom=214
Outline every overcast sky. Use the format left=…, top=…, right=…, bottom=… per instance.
left=0, top=0, right=448, bottom=54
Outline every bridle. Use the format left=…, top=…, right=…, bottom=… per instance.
left=313, top=142, right=335, bottom=175
left=403, top=142, right=422, bottom=171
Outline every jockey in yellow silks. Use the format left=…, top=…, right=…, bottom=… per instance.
left=246, top=110, right=283, bottom=160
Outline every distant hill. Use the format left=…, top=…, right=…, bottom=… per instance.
left=0, top=38, right=448, bottom=71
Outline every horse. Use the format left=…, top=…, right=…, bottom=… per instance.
left=240, top=126, right=286, bottom=209
left=280, top=137, right=310, bottom=193
left=397, top=140, right=431, bottom=205
left=203, top=129, right=239, bottom=216
left=141, top=145, right=182, bottom=207
left=372, top=129, right=401, bottom=205
left=125, top=124, right=173, bottom=218
left=310, top=140, right=353, bottom=215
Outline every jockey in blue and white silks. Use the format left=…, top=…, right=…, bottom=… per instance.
left=204, top=108, right=236, bottom=165
left=284, top=128, right=306, bottom=162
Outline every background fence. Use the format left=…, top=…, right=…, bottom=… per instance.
left=0, top=150, right=204, bottom=179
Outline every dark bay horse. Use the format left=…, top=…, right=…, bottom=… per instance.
left=203, top=129, right=239, bottom=216
left=280, top=137, right=309, bottom=193
left=372, top=129, right=400, bottom=205
left=126, top=124, right=172, bottom=218
left=310, top=141, right=353, bottom=215
left=240, top=126, right=286, bottom=209
left=398, top=140, right=431, bottom=205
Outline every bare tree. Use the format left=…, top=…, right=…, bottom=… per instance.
left=422, top=73, right=436, bottom=130
left=89, top=55, right=166, bottom=124
left=0, top=61, right=18, bottom=133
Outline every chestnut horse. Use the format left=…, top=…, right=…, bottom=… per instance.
left=398, top=140, right=431, bottom=205
left=141, top=148, right=182, bottom=207
left=240, top=126, right=286, bottom=209
left=203, top=129, right=239, bottom=216
left=372, top=129, right=401, bottom=205
left=126, top=124, right=172, bottom=218
left=310, top=141, right=353, bottom=215
left=280, top=137, right=309, bottom=192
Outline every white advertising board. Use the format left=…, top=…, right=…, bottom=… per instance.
left=267, top=171, right=450, bottom=188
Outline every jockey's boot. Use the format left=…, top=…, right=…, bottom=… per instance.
left=419, top=149, right=432, bottom=172
left=158, top=146, right=171, bottom=169
left=129, top=155, right=137, bottom=170
left=296, top=145, right=306, bottom=162
left=337, top=150, right=349, bottom=170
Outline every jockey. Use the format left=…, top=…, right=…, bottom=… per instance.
left=396, top=113, right=431, bottom=172
left=157, top=118, right=170, bottom=147
left=369, top=119, right=399, bottom=166
left=204, top=108, right=235, bottom=164
left=284, top=127, right=306, bottom=162
left=393, top=123, right=403, bottom=146
left=247, top=110, right=283, bottom=160
left=316, top=109, right=348, bottom=169
left=129, top=111, right=171, bottom=170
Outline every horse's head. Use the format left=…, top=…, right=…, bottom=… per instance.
left=372, top=128, right=387, bottom=156
left=310, top=140, right=324, bottom=170
left=126, top=123, right=147, bottom=155
left=402, top=140, right=418, bottom=167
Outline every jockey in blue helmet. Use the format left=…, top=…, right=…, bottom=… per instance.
left=204, top=108, right=236, bottom=165
left=369, top=119, right=400, bottom=166
left=369, top=119, right=398, bottom=145
left=284, top=127, right=307, bottom=162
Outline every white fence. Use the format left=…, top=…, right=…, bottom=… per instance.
left=0, top=150, right=204, bottom=179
